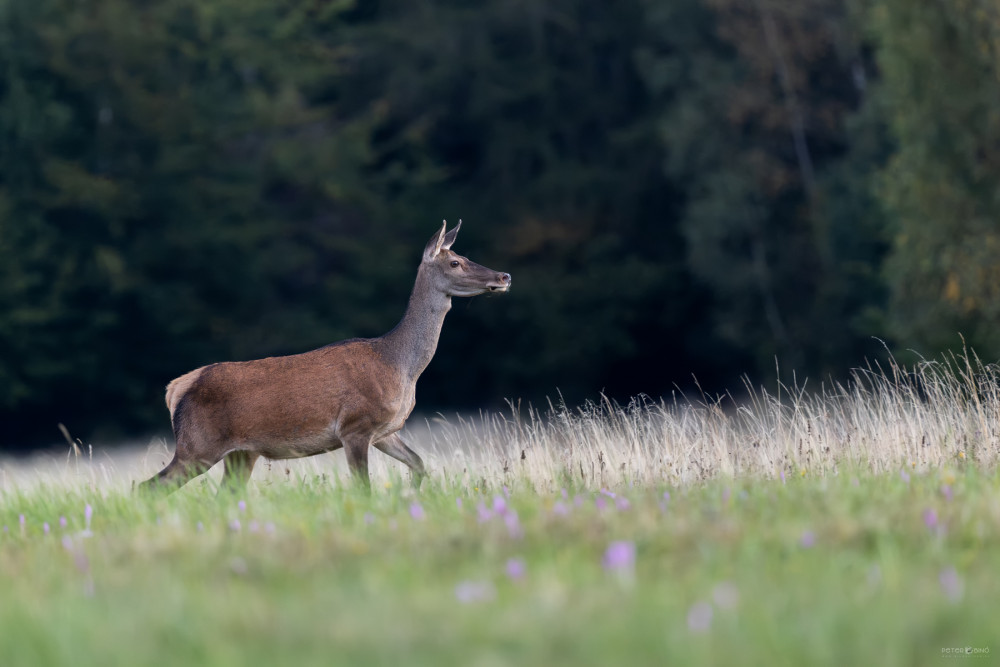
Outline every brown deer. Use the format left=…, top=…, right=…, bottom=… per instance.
left=139, top=221, right=510, bottom=493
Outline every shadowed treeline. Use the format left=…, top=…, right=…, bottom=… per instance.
left=0, top=0, right=998, bottom=448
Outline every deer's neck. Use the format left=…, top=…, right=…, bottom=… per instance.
left=377, top=268, right=452, bottom=381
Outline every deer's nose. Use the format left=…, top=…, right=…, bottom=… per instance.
left=499, top=273, right=512, bottom=285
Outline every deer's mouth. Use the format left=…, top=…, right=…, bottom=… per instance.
left=487, top=284, right=510, bottom=293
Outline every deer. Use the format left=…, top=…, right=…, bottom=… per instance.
left=138, top=220, right=511, bottom=493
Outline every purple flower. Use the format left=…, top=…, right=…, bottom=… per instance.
left=600, top=488, right=616, bottom=499
left=603, top=541, right=636, bottom=573
left=505, top=558, right=526, bottom=581
left=939, top=567, right=964, bottom=602
left=900, top=470, right=911, bottom=484
left=561, top=488, right=568, bottom=499
left=229, top=519, right=241, bottom=532
left=503, top=485, right=510, bottom=498
left=687, top=601, right=713, bottom=633
left=59, top=516, right=67, bottom=529
left=941, top=484, right=953, bottom=501
left=477, top=503, right=493, bottom=523
left=454, top=580, right=495, bottom=604
left=595, top=496, right=608, bottom=511
left=43, top=522, right=50, bottom=535
left=456, top=497, right=463, bottom=510
left=800, top=531, right=816, bottom=548
left=663, top=491, right=671, bottom=502
left=248, top=520, right=260, bottom=533
left=573, top=495, right=584, bottom=508
left=409, top=502, right=425, bottom=521
left=922, top=508, right=938, bottom=530
left=492, top=496, right=507, bottom=514
left=504, top=510, right=522, bottom=539
left=552, top=501, right=570, bottom=517
left=780, top=470, right=786, bottom=484
left=615, top=497, right=631, bottom=511
left=712, top=582, right=739, bottom=610
left=237, top=500, right=247, bottom=513
left=85, top=504, right=93, bottom=526
left=363, top=512, right=375, bottom=525
left=19, top=514, right=25, bottom=533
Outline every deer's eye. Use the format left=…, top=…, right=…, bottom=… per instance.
left=450, top=260, right=460, bottom=268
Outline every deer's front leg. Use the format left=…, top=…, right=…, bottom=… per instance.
left=342, top=435, right=371, bottom=493
left=374, top=433, right=427, bottom=488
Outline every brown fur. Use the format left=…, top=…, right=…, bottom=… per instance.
left=139, top=221, right=511, bottom=493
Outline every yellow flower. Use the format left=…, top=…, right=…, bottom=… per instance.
left=959, top=452, right=966, bottom=460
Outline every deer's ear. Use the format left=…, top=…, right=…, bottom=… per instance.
left=423, top=221, right=448, bottom=261
left=441, top=219, right=461, bottom=250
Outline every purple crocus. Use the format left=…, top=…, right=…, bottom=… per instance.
left=409, top=502, right=425, bottom=521
left=505, top=558, right=526, bottom=581
left=504, top=510, right=522, bottom=539
left=454, top=580, right=495, bottom=604
left=939, top=567, right=964, bottom=602
left=687, top=601, right=713, bottom=633
left=603, top=540, right=636, bottom=573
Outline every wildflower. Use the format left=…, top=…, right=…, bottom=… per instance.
left=59, top=516, right=67, bottom=529
left=504, top=510, right=522, bottom=539
left=780, top=470, right=786, bottom=484
left=229, top=519, right=241, bottom=532
left=663, top=491, right=671, bottom=502
left=505, top=558, right=526, bottom=581
left=600, top=488, right=616, bottom=499
left=454, top=581, right=495, bottom=604
left=712, top=582, right=739, bottom=610
left=899, top=470, right=910, bottom=484
left=492, top=496, right=507, bottom=514
left=799, top=531, right=816, bottom=548
left=552, top=501, right=570, bottom=517
left=503, top=485, right=510, bottom=498
left=43, top=522, right=50, bottom=535
left=248, top=520, right=260, bottom=533
left=603, top=541, right=636, bottom=573
left=958, top=451, right=966, bottom=460
left=939, top=567, right=964, bottom=603
left=595, top=496, right=608, bottom=512
left=237, top=500, right=247, bottom=513
left=409, top=502, right=425, bottom=521
left=82, top=504, right=93, bottom=536
left=477, top=503, right=493, bottom=523
left=615, top=497, right=631, bottom=511
left=687, top=601, right=713, bottom=633
left=264, top=522, right=276, bottom=534
left=456, top=497, right=463, bottom=510
left=19, top=514, right=25, bottom=535
left=922, top=508, right=938, bottom=530
left=941, top=484, right=954, bottom=502
left=561, top=488, right=568, bottom=499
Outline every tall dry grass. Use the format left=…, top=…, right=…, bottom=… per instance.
left=2, top=349, right=997, bottom=494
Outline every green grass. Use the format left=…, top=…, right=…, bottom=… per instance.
left=1, top=466, right=995, bottom=666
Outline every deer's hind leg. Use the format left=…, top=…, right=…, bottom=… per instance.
left=221, top=451, right=259, bottom=492
left=374, top=433, right=426, bottom=488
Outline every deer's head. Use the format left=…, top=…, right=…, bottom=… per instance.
left=422, top=221, right=511, bottom=298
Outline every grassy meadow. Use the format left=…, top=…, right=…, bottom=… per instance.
left=1, top=353, right=999, bottom=665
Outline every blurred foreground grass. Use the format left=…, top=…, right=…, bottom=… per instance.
left=0, top=465, right=995, bottom=666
